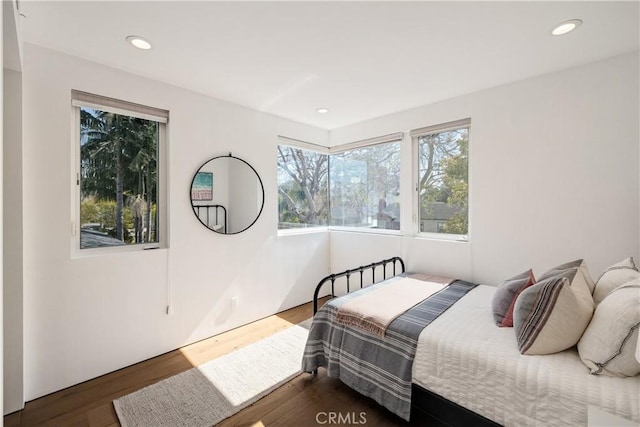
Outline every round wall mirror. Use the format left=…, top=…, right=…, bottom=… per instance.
left=190, top=154, right=265, bottom=234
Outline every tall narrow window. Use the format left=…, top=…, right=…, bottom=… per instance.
left=277, top=144, right=329, bottom=229
left=73, top=90, right=168, bottom=250
left=330, top=139, right=401, bottom=230
left=413, top=119, right=470, bottom=238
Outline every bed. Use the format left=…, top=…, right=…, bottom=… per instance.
left=301, top=257, right=640, bottom=426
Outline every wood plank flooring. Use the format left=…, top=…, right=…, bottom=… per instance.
left=4, top=299, right=441, bottom=427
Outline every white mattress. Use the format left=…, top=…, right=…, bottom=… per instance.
left=412, top=285, right=640, bottom=426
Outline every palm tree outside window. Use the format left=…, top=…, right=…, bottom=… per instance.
left=73, top=91, right=168, bottom=250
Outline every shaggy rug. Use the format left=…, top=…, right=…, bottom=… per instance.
left=113, top=323, right=310, bottom=427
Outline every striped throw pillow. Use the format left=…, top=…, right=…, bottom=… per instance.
left=513, top=266, right=594, bottom=355
left=537, top=258, right=595, bottom=293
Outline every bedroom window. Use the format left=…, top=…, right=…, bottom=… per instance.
left=277, top=143, right=329, bottom=229
left=72, top=90, right=168, bottom=251
left=412, top=118, right=470, bottom=239
left=330, top=135, right=402, bottom=230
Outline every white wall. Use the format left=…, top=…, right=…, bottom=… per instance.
left=3, top=0, right=25, bottom=418
left=1, top=3, right=4, bottom=421
left=330, top=52, right=640, bottom=286
left=22, top=44, right=330, bottom=400
left=17, top=42, right=640, bottom=404
left=3, top=68, right=22, bottom=415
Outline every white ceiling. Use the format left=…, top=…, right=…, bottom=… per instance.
left=17, top=1, right=640, bottom=130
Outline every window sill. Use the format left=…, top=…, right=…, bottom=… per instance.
left=277, top=227, right=329, bottom=237
left=72, top=243, right=167, bottom=259
left=329, top=227, right=403, bottom=236
left=414, top=233, right=469, bottom=243
left=275, top=227, right=468, bottom=242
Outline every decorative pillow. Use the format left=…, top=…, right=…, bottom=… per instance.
left=578, top=280, right=640, bottom=377
left=593, top=257, right=639, bottom=305
left=538, top=258, right=595, bottom=294
left=513, top=267, right=594, bottom=355
left=492, top=269, right=536, bottom=327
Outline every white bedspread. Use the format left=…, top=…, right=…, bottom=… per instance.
left=412, top=285, right=640, bottom=426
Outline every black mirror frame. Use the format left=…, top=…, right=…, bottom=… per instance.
left=190, top=154, right=265, bottom=235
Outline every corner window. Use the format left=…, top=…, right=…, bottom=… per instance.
left=329, top=140, right=401, bottom=230
left=412, top=119, right=470, bottom=239
left=73, top=90, right=168, bottom=251
left=277, top=144, right=329, bottom=229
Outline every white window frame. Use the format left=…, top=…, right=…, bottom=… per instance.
left=71, top=91, right=169, bottom=256
left=276, top=136, right=330, bottom=236
left=411, top=118, right=471, bottom=242
left=328, top=132, right=404, bottom=235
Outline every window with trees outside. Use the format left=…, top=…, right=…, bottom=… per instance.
left=330, top=139, right=401, bottom=230
left=413, top=118, right=470, bottom=238
left=277, top=135, right=401, bottom=232
left=73, top=90, right=167, bottom=250
left=277, top=145, right=329, bottom=229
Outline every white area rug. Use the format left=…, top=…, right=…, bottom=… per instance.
left=113, top=324, right=309, bottom=427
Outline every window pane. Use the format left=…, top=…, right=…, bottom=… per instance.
left=277, top=145, right=328, bottom=229
left=418, top=127, right=468, bottom=235
left=80, top=107, right=160, bottom=248
left=330, top=142, right=401, bottom=230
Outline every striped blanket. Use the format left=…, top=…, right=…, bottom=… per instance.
left=302, top=275, right=477, bottom=421
left=335, top=276, right=453, bottom=337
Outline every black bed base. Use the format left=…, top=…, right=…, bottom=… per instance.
left=311, top=257, right=502, bottom=427
left=412, top=383, right=502, bottom=427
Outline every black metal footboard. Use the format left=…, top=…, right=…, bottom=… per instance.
left=312, top=257, right=405, bottom=315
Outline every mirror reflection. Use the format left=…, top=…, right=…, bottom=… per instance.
left=190, top=155, right=264, bottom=234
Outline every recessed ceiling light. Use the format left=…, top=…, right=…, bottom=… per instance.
left=551, top=19, right=582, bottom=36
left=317, top=108, right=329, bottom=114
left=126, top=35, right=152, bottom=50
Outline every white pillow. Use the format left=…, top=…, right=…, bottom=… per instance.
left=578, top=279, right=640, bottom=377
left=593, top=257, right=639, bottom=304
left=514, top=266, right=594, bottom=355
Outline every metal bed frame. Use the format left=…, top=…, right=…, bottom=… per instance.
left=193, top=204, right=227, bottom=233
left=310, top=256, right=501, bottom=427
left=312, top=256, right=405, bottom=315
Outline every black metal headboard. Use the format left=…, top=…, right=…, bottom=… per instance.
left=312, top=257, right=405, bottom=314
left=193, top=204, right=227, bottom=233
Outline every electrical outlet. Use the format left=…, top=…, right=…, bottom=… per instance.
left=231, top=296, right=239, bottom=308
